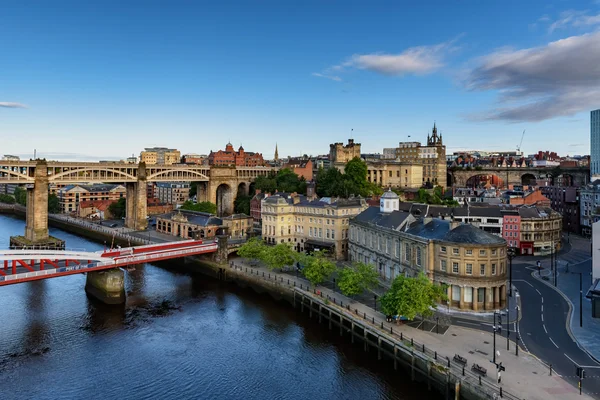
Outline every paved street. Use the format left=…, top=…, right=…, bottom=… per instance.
left=510, top=234, right=600, bottom=397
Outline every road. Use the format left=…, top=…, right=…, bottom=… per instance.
left=513, top=260, right=600, bottom=397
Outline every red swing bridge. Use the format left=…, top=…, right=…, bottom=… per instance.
left=0, top=240, right=218, bottom=286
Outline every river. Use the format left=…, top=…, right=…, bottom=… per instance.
left=0, top=214, right=436, bottom=400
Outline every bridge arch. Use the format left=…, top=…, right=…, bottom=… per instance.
left=146, top=169, right=209, bottom=181
left=0, top=169, right=34, bottom=182
left=520, top=173, right=537, bottom=186
left=49, top=168, right=136, bottom=182
left=465, top=174, right=504, bottom=189
left=237, top=182, right=248, bottom=196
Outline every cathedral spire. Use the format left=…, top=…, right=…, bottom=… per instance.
left=274, top=143, right=279, bottom=161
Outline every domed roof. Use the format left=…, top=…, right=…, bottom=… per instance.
left=381, top=188, right=399, bottom=199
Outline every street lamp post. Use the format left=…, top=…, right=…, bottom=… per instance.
left=506, top=307, right=510, bottom=351
left=554, top=243, right=558, bottom=287
left=576, top=272, right=583, bottom=328
left=492, top=311, right=502, bottom=363
left=374, top=294, right=378, bottom=311
left=515, top=305, right=520, bottom=356
left=507, top=247, right=516, bottom=297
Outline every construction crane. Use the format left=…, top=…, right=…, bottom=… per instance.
left=516, top=130, right=525, bottom=153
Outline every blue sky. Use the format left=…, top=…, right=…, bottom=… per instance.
left=2, top=0, right=600, bottom=161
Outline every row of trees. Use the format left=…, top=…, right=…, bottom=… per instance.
left=237, top=238, right=378, bottom=296
left=316, top=158, right=382, bottom=198
left=254, top=168, right=307, bottom=194
left=180, top=201, right=217, bottom=214
left=237, top=238, right=446, bottom=319
left=412, top=186, right=459, bottom=206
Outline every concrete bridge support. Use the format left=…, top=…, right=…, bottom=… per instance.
left=85, top=269, right=126, bottom=304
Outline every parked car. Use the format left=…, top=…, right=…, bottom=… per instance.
left=109, top=223, right=118, bottom=228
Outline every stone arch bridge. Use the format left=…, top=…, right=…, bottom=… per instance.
left=449, top=166, right=589, bottom=189
left=0, top=159, right=275, bottom=248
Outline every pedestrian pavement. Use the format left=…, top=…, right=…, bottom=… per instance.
left=230, top=256, right=593, bottom=399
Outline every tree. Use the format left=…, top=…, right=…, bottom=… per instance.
left=379, top=273, right=447, bottom=320
left=234, top=194, right=251, bottom=215
left=108, top=198, right=126, bottom=219
left=237, top=237, right=267, bottom=262
left=300, top=251, right=337, bottom=286
left=316, top=159, right=382, bottom=198
left=0, top=194, right=15, bottom=204
left=262, top=243, right=298, bottom=271
left=254, top=169, right=306, bottom=194
left=180, top=201, right=217, bottom=214
left=48, top=194, right=60, bottom=214
left=13, top=186, right=26, bottom=206
left=337, top=262, right=379, bottom=297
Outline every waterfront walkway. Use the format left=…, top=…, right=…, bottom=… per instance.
left=230, top=256, right=595, bottom=400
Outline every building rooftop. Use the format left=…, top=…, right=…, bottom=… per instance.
left=158, top=210, right=222, bottom=226
left=354, top=206, right=412, bottom=230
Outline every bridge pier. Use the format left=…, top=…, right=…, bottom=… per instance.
left=10, top=160, right=65, bottom=250
left=85, top=269, right=126, bottom=304
left=124, top=162, right=148, bottom=231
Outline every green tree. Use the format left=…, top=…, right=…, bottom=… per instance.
left=254, top=173, right=278, bottom=194
left=108, top=198, right=126, bottom=219
left=234, top=194, right=252, bottom=215
left=13, top=186, right=26, bottom=206
left=337, top=262, right=379, bottom=297
left=0, top=194, right=15, bottom=204
left=48, top=194, right=60, bottom=214
left=262, top=243, right=298, bottom=271
left=379, top=273, right=447, bottom=320
left=237, top=237, right=267, bottom=262
left=300, top=251, right=337, bottom=286
left=180, top=201, right=217, bottom=214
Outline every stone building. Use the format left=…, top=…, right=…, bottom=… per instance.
left=156, top=210, right=223, bottom=240
left=348, top=190, right=508, bottom=312
left=261, top=193, right=368, bottom=260
left=365, top=161, right=423, bottom=189
left=394, top=123, right=447, bottom=186
left=140, top=147, right=181, bottom=165
left=329, top=139, right=361, bottom=164
left=221, top=214, right=253, bottom=238
left=579, top=180, right=600, bottom=237
left=208, top=142, right=266, bottom=167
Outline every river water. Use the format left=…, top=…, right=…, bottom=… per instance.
left=0, top=214, right=435, bottom=400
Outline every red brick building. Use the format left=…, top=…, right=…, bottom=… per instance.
left=284, top=158, right=313, bottom=181
left=208, top=143, right=266, bottom=167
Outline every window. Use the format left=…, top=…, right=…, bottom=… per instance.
left=452, top=248, right=459, bottom=255
left=405, top=243, right=410, bottom=261
left=466, top=263, right=473, bottom=275
left=440, top=260, right=446, bottom=272
left=416, top=248, right=422, bottom=266
left=480, top=264, right=486, bottom=275
left=441, top=246, right=446, bottom=253
left=332, top=230, right=335, bottom=239
left=492, top=249, right=497, bottom=256
left=452, top=262, right=459, bottom=274
left=326, top=229, right=330, bottom=239
left=492, top=263, right=497, bottom=275
left=466, top=249, right=473, bottom=255
left=479, top=250, right=486, bottom=256
left=319, top=228, right=322, bottom=238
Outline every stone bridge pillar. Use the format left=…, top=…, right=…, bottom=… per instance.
left=214, top=234, right=229, bottom=264
left=124, top=162, right=148, bottom=230
left=136, top=162, right=148, bottom=230
left=85, top=269, right=126, bottom=304
left=25, top=160, right=49, bottom=242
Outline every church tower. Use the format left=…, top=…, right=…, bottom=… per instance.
left=274, top=143, right=279, bottom=162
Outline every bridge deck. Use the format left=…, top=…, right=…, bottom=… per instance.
left=0, top=240, right=218, bottom=286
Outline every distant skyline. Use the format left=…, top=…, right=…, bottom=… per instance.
left=2, top=0, right=600, bottom=160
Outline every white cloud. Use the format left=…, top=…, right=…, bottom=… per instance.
left=0, top=102, right=27, bottom=108
left=311, top=72, right=342, bottom=82
left=312, top=39, right=458, bottom=82
left=547, top=10, right=600, bottom=32
left=464, top=31, right=600, bottom=122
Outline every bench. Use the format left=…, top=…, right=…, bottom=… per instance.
left=471, top=363, right=487, bottom=376
left=453, top=354, right=467, bottom=365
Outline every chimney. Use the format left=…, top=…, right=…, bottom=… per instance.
left=255, top=189, right=261, bottom=195
left=450, top=218, right=461, bottom=230
left=293, top=196, right=300, bottom=205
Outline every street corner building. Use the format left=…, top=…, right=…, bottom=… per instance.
left=349, top=190, right=508, bottom=312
